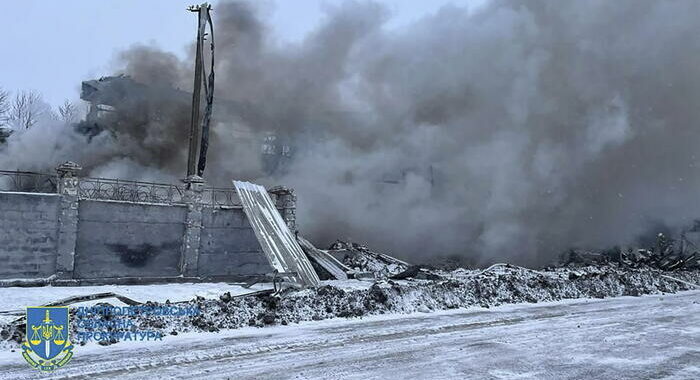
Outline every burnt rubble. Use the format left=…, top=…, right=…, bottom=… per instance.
left=327, top=240, right=410, bottom=278
left=557, top=233, right=700, bottom=271
left=297, top=238, right=412, bottom=281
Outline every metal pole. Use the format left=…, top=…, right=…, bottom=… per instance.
left=186, top=4, right=207, bottom=179
left=197, top=4, right=215, bottom=177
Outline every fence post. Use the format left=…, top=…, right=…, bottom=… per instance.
left=268, top=186, right=297, bottom=232
left=55, top=161, right=81, bottom=279
left=180, top=175, right=205, bottom=277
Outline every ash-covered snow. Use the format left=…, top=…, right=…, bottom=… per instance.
left=1, top=265, right=696, bottom=351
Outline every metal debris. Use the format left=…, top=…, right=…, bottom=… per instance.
left=233, top=180, right=320, bottom=287
left=297, top=236, right=350, bottom=280
left=560, top=240, right=700, bottom=271
left=390, top=265, right=444, bottom=281
left=327, top=240, right=410, bottom=278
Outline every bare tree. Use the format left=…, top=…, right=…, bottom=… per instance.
left=58, top=99, right=78, bottom=124
left=8, top=90, right=48, bottom=129
left=0, top=88, right=9, bottom=126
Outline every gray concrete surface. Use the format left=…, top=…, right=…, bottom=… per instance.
left=73, top=200, right=186, bottom=278
left=198, top=208, right=272, bottom=277
left=0, top=192, right=60, bottom=279
left=0, top=186, right=285, bottom=282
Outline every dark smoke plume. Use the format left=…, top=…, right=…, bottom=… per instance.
left=3, top=0, right=700, bottom=265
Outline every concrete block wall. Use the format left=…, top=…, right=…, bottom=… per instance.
left=73, top=200, right=187, bottom=279
left=0, top=165, right=297, bottom=284
left=0, top=192, right=60, bottom=279
left=198, top=208, right=273, bottom=278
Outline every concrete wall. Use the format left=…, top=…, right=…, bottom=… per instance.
left=73, top=200, right=186, bottom=279
left=0, top=192, right=60, bottom=279
left=0, top=171, right=297, bottom=284
left=198, top=208, right=272, bottom=278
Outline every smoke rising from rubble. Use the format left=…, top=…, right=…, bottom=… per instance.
left=4, top=0, right=700, bottom=265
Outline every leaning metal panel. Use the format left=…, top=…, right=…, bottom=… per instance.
left=0, top=170, right=57, bottom=193
left=234, top=180, right=320, bottom=287
left=78, top=177, right=186, bottom=205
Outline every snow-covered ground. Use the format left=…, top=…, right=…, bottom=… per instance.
left=0, top=290, right=697, bottom=379
left=0, top=282, right=273, bottom=322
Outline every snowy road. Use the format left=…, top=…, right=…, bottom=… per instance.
left=1, top=291, right=698, bottom=379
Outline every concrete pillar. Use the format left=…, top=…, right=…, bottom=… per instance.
left=180, top=175, right=205, bottom=277
left=55, top=161, right=81, bottom=279
left=268, top=186, right=297, bottom=232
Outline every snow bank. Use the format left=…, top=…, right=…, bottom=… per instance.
left=1, top=266, right=697, bottom=349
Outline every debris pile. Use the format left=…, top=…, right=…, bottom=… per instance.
left=2, top=227, right=699, bottom=350
left=558, top=233, right=700, bottom=271
left=2, top=262, right=697, bottom=348
left=620, top=249, right=700, bottom=271
left=297, top=238, right=411, bottom=280
left=327, top=240, right=410, bottom=278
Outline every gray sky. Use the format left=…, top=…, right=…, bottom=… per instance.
left=0, top=0, right=484, bottom=107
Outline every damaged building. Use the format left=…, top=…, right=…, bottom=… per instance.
left=79, top=75, right=293, bottom=176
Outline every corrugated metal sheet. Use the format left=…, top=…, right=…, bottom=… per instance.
left=297, top=236, right=350, bottom=280
left=233, top=180, right=320, bottom=287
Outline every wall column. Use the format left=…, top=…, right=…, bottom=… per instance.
left=268, top=186, right=297, bottom=232
left=180, top=175, right=204, bottom=277
left=55, top=161, right=81, bottom=279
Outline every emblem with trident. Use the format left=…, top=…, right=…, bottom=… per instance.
left=29, top=310, right=66, bottom=359
left=22, top=306, right=73, bottom=371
